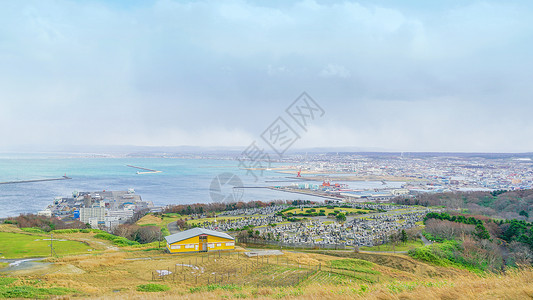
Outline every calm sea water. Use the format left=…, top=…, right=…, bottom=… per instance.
left=0, top=154, right=404, bottom=218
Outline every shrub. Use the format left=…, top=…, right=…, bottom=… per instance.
left=0, top=285, right=77, bottom=298
left=0, top=277, right=17, bottom=286
left=136, top=284, right=170, bottom=292
left=161, top=227, right=170, bottom=237
left=94, top=233, right=140, bottom=246
left=408, top=240, right=461, bottom=267
left=21, top=227, right=46, bottom=234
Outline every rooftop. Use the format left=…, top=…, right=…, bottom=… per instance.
left=164, top=227, right=234, bottom=244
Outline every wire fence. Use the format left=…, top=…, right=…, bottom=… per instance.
left=238, top=237, right=348, bottom=250
left=151, top=251, right=318, bottom=287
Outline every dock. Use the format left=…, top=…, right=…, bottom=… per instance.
left=0, top=175, right=71, bottom=185
left=126, top=165, right=162, bottom=174
left=233, top=186, right=268, bottom=189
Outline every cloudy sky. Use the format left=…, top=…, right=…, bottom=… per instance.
left=1, top=0, right=533, bottom=152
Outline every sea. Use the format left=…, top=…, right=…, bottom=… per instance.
left=0, top=153, right=404, bottom=218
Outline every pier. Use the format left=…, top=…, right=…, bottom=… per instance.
left=233, top=186, right=268, bottom=189
left=126, top=165, right=162, bottom=174
left=0, top=175, right=71, bottom=185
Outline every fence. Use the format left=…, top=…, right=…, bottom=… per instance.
left=151, top=251, right=317, bottom=287
left=238, top=238, right=347, bottom=250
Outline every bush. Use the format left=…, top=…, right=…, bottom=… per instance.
left=161, top=227, right=170, bottom=237
left=408, top=240, right=461, bottom=267
left=136, top=284, right=170, bottom=292
left=94, top=233, right=140, bottom=246
left=408, top=246, right=450, bottom=266
left=422, top=231, right=444, bottom=243
left=336, top=213, right=346, bottom=222
left=0, top=277, right=17, bottom=286
left=21, top=227, right=46, bottom=234
left=0, top=285, right=77, bottom=298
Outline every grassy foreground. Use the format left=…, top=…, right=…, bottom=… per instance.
left=1, top=224, right=533, bottom=299
left=0, top=277, right=78, bottom=299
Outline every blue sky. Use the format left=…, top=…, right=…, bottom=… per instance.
left=1, top=0, right=533, bottom=152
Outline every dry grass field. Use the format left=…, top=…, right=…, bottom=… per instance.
left=1, top=224, right=533, bottom=299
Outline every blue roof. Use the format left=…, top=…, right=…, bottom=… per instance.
left=164, top=227, right=234, bottom=244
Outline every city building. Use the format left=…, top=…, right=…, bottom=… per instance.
left=80, top=207, right=105, bottom=226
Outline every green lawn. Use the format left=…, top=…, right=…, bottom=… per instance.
left=0, top=232, right=93, bottom=258
left=359, top=240, right=424, bottom=252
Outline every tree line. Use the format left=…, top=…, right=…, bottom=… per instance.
left=162, top=200, right=301, bottom=216
left=394, top=189, right=533, bottom=221
left=416, top=211, right=533, bottom=271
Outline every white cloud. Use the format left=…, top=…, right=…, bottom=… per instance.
left=1, top=0, right=533, bottom=152
left=319, top=64, right=351, bottom=78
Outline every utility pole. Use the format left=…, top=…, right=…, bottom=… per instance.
left=50, top=232, right=56, bottom=257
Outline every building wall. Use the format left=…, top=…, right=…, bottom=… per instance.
left=80, top=207, right=105, bottom=223
left=206, top=235, right=235, bottom=251
left=167, top=235, right=234, bottom=254
left=167, top=236, right=201, bottom=253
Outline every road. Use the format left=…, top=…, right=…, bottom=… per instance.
left=167, top=221, right=179, bottom=235
left=420, top=233, right=432, bottom=246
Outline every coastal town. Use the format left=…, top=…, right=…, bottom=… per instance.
left=37, top=189, right=154, bottom=230
left=30, top=151, right=532, bottom=248
left=249, top=152, right=533, bottom=202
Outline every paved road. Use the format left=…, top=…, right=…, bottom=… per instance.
left=420, top=233, right=432, bottom=246
left=167, top=221, right=179, bottom=235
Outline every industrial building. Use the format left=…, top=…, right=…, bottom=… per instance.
left=165, top=228, right=235, bottom=254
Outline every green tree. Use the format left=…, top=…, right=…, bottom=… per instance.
left=336, top=213, right=346, bottom=222
left=400, top=229, right=408, bottom=243
left=474, top=223, right=490, bottom=240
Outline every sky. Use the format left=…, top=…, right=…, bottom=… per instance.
left=1, top=0, right=533, bottom=153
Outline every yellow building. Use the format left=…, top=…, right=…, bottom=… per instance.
left=165, top=227, right=235, bottom=254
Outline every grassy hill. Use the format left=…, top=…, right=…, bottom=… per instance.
left=0, top=222, right=532, bottom=299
